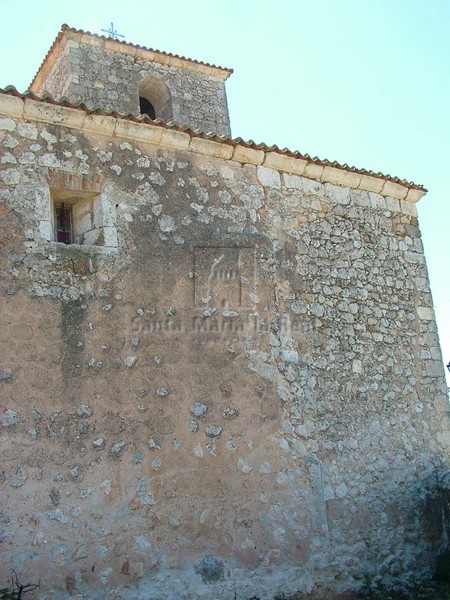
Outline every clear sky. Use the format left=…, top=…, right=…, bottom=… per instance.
left=1, top=0, right=449, bottom=383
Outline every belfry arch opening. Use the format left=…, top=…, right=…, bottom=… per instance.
left=139, top=76, right=173, bottom=121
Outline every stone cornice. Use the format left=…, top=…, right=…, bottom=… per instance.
left=0, top=91, right=426, bottom=203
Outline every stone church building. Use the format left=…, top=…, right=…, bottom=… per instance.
left=0, top=24, right=449, bottom=599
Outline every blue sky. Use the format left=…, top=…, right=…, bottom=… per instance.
left=1, top=0, right=449, bottom=383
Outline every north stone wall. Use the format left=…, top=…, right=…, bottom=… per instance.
left=0, top=109, right=449, bottom=599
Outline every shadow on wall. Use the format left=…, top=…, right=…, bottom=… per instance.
left=423, top=468, right=450, bottom=545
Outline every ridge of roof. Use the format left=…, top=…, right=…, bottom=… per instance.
left=29, top=24, right=233, bottom=91
left=0, top=86, right=426, bottom=195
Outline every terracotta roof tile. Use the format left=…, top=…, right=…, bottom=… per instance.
left=0, top=86, right=425, bottom=193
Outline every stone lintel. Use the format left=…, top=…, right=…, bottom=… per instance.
left=358, top=174, right=384, bottom=194
left=303, top=163, right=324, bottom=180
left=45, top=169, right=104, bottom=193
left=405, top=188, right=426, bottom=203
left=104, top=39, right=136, bottom=58
left=23, top=98, right=85, bottom=129
left=160, top=129, right=191, bottom=150
left=64, top=30, right=82, bottom=44
left=82, top=114, right=117, bottom=136
left=190, top=137, right=234, bottom=159
left=381, top=180, right=408, bottom=200
left=231, top=145, right=265, bottom=165
left=115, top=119, right=163, bottom=145
left=322, top=166, right=361, bottom=189
left=287, top=159, right=309, bottom=176
left=80, top=33, right=103, bottom=48
left=263, top=152, right=307, bottom=176
left=135, top=48, right=156, bottom=63
left=0, top=94, right=24, bottom=119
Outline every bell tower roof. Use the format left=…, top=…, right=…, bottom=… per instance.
left=30, top=24, right=233, bottom=93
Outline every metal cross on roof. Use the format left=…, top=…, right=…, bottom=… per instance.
left=101, top=22, right=124, bottom=40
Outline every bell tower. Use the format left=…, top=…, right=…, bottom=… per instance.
left=30, top=24, right=233, bottom=136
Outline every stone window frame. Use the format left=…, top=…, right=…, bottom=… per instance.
left=138, top=76, right=173, bottom=121
left=40, top=170, right=118, bottom=249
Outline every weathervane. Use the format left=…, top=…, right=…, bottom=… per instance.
left=101, top=22, right=124, bottom=41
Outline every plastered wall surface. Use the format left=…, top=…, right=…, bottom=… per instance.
left=0, top=109, right=449, bottom=599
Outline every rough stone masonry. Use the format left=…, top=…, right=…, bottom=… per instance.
left=0, top=24, right=449, bottom=600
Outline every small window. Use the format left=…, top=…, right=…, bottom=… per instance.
left=43, top=170, right=117, bottom=249
left=55, top=203, right=73, bottom=244
left=139, top=96, right=156, bottom=119
left=49, top=189, right=117, bottom=248
left=138, top=76, right=172, bottom=121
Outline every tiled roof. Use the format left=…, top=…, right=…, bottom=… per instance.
left=30, top=24, right=233, bottom=91
left=0, top=86, right=426, bottom=194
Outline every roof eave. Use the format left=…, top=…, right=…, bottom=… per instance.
left=0, top=88, right=426, bottom=203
